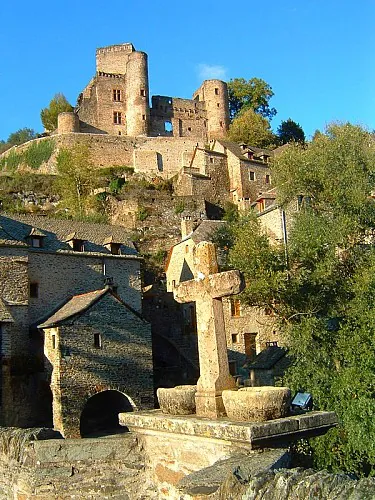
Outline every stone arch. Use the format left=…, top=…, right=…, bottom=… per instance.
left=79, top=390, right=135, bottom=438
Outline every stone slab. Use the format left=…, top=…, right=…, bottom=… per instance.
left=119, top=409, right=337, bottom=447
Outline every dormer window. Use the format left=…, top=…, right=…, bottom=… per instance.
left=110, top=243, right=121, bottom=255
left=27, top=228, right=46, bottom=248
left=31, top=236, right=43, bottom=248
left=247, top=152, right=254, bottom=160
left=72, top=239, right=85, bottom=252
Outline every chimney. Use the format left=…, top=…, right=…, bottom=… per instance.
left=181, top=216, right=193, bottom=239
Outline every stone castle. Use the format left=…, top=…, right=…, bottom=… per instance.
left=60, top=43, right=229, bottom=140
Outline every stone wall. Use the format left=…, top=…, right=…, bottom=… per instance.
left=27, top=252, right=142, bottom=324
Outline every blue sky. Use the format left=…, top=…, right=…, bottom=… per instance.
left=0, top=0, right=374, bottom=141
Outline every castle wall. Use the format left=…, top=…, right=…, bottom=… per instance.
left=44, top=293, right=153, bottom=438
left=27, top=252, right=142, bottom=324
left=150, top=96, right=207, bottom=139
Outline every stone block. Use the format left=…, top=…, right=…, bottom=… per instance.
left=157, top=385, right=197, bottom=415
left=222, top=387, right=291, bottom=422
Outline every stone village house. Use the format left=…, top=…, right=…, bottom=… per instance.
left=0, top=214, right=153, bottom=437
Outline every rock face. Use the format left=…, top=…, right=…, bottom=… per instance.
left=157, top=385, right=197, bottom=415
left=222, top=387, right=291, bottom=422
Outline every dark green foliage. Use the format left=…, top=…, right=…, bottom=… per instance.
left=228, top=77, right=277, bottom=120
left=7, top=128, right=37, bottom=146
left=221, top=124, right=375, bottom=476
left=276, top=119, right=305, bottom=145
left=40, top=93, right=73, bottom=132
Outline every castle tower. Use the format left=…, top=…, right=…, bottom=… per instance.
left=126, top=51, right=150, bottom=136
left=58, top=112, right=80, bottom=134
left=193, top=80, right=230, bottom=140
left=96, top=43, right=135, bottom=74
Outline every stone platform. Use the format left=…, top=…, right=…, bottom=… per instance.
left=119, top=409, right=337, bottom=449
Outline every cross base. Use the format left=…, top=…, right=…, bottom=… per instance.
left=195, top=391, right=227, bottom=418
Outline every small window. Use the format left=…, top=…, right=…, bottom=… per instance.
left=31, top=236, right=43, bottom=248
left=187, top=127, right=191, bottom=132
left=249, top=171, right=255, bottom=181
left=230, top=298, right=241, bottom=317
left=142, top=114, right=146, bottom=120
left=52, top=335, right=56, bottom=349
left=210, top=157, right=214, bottom=164
left=214, top=88, right=219, bottom=95
left=140, top=89, right=146, bottom=97
left=72, top=239, right=84, bottom=252
left=30, top=283, right=39, bottom=298
left=113, top=89, right=121, bottom=101
left=113, top=111, right=122, bottom=125
left=94, top=333, right=102, bottom=349
left=217, top=103, right=220, bottom=108
left=118, top=131, right=122, bottom=136
left=232, top=333, right=239, bottom=344
left=265, top=174, right=270, bottom=184
left=220, top=121, right=223, bottom=127
left=110, top=243, right=121, bottom=255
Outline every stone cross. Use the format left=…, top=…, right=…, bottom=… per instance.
left=173, top=241, right=244, bottom=418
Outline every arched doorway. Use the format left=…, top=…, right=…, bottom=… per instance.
left=80, top=390, right=134, bottom=438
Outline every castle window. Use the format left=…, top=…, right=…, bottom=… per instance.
left=140, top=89, right=146, bottom=97
left=217, top=103, right=220, bottom=108
left=230, top=298, right=241, bottom=317
left=188, top=127, right=191, bottom=132
left=30, top=282, right=39, bottom=298
left=113, top=111, right=122, bottom=125
left=232, top=334, right=239, bottom=344
left=220, top=121, right=223, bottom=127
left=94, top=333, right=102, bottom=349
left=113, top=89, right=121, bottom=101
left=265, top=174, right=270, bottom=184
left=164, top=121, right=173, bottom=133
left=215, top=88, right=219, bottom=95
left=118, top=131, right=122, bottom=136
left=142, top=114, right=146, bottom=120
left=52, top=335, right=56, bottom=349
left=249, top=171, right=255, bottom=181
left=210, top=157, right=214, bottom=164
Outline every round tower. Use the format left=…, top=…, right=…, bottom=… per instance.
left=57, top=112, right=80, bottom=134
left=202, top=80, right=230, bottom=140
left=125, top=51, right=150, bottom=136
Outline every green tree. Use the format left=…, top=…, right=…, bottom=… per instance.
left=40, top=93, right=73, bottom=132
left=222, top=123, right=375, bottom=476
left=276, top=119, right=305, bottom=145
left=0, top=141, right=10, bottom=154
left=56, top=144, right=97, bottom=218
left=7, top=128, right=37, bottom=146
left=228, top=77, right=277, bottom=120
left=227, top=108, right=277, bottom=148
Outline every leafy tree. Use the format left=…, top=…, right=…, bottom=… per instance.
left=40, top=93, right=73, bottom=132
left=227, top=109, right=277, bottom=148
left=7, top=128, right=37, bottom=146
left=56, top=144, right=98, bottom=218
left=228, top=77, right=277, bottom=120
left=221, top=123, right=375, bottom=476
left=0, top=141, right=10, bottom=154
left=276, top=119, right=305, bottom=145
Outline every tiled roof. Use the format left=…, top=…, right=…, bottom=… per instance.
left=217, top=140, right=274, bottom=162
left=0, top=214, right=137, bottom=256
left=38, top=288, right=109, bottom=328
left=248, top=345, right=287, bottom=370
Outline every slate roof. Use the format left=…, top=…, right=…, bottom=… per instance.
left=38, top=288, right=110, bottom=328
left=0, top=298, right=13, bottom=322
left=0, top=214, right=137, bottom=256
left=248, top=345, right=288, bottom=370
left=217, top=140, right=273, bottom=162
left=190, top=220, right=226, bottom=244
